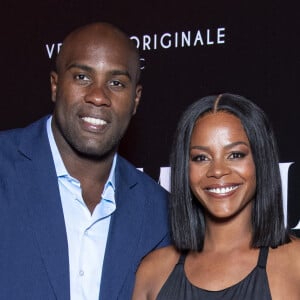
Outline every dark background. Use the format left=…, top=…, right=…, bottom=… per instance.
left=1, top=0, right=299, bottom=234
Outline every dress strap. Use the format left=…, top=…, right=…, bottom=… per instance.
left=177, top=251, right=188, bottom=265
left=257, top=247, right=269, bottom=268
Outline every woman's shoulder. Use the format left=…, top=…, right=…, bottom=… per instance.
left=132, top=246, right=181, bottom=300
left=269, top=235, right=300, bottom=264
left=284, top=235, right=300, bottom=261
left=267, top=235, right=300, bottom=297
left=138, top=245, right=180, bottom=273
left=276, top=235, right=300, bottom=256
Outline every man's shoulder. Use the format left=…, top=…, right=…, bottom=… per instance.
left=116, top=155, right=168, bottom=195
left=0, top=116, right=48, bottom=138
left=0, top=116, right=49, bottom=156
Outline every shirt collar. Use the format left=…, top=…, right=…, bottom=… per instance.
left=46, top=116, right=117, bottom=192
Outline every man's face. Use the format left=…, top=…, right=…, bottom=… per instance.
left=50, top=26, right=142, bottom=160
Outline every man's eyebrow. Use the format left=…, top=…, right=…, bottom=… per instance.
left=66, top=64, right=132, bottom=80
left=67, top=63, right=93, bottom=72
left=111, top=70, right=132, bottom=80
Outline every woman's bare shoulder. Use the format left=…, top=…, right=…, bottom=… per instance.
left=132, top=246, right=180, bottom=300
left=277, top=236, right=300, bottom=256
left=138, top=245, right=180, bottom=272
left=286, top=236, right=300, bottom=261
left=268, top=236, right=300, bottom=297
left=269, top=236, right=300, bottom=263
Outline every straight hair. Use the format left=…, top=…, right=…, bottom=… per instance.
left=170, top=93, right=291, bottom=251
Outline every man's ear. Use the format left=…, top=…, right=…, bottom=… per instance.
left=132, top=84, right=142, bottom=115
left=50, top=71, right=58, bottom=103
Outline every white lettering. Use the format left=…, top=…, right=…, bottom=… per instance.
left=45, top=43, right=63, bottom=58
left=130, top=36, right=140, bottom=48
left=279, top=162, right=294, bottom=226
left=158, top=167, right=171, bottom=192
left=129, top=27, right=226, bottom=51
left=47, top=28, right=226, bottom=59
left=45, top=44, right=55, bottom=59
left=57, top=43, right=62, bottom=53
left=175, top=32, right=178, bottom=48
left=193, top=30, right=204, bottom=46
left=140, top=57, right=146, bottom=70
left=143, top=35, right=151, bottom=50
left=206, top=29, right=214, bottom=45
left=161, top=33, right=172, bottom=48
left=292, top=220, right=300, bottom=230
left=182, top=31, right=191, bottom=47
left=217, top=28, right=226, bottom=44
left=154, top=34, right=157, bottom=50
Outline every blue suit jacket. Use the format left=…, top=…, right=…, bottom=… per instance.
left=0, top=117, right=170, bottom=299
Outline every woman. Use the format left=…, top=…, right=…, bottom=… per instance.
left=132, top=93, right=300, bottom=299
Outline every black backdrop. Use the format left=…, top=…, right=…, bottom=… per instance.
left=1, top=0, right=299, bottom=236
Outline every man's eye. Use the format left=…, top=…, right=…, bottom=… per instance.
left=75, top=74, right=89, bottom=81
left=109, top=80, right=124, bottom=87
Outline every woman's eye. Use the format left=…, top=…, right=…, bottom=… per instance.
left=191, top=154, right=208, bottom=162
left=229, top=152, right=245, bottom=159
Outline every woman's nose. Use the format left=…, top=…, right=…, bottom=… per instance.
left=206, top=159, right=231, bottom=178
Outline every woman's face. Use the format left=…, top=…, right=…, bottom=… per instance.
left=189, top=111, right=256, bottom=221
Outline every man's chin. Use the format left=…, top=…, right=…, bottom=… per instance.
left=74, top=143, right=117, bottom=161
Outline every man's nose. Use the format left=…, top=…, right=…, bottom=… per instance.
left=84, top=85, right=111, bottom=106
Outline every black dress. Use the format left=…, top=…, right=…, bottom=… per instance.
left=156, top=247, right=272, bottom=299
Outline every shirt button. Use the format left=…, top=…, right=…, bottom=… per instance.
left=79, top=270, right=84, bottom=276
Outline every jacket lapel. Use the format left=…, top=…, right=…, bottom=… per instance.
left=100, top=157, right=145, bottom=300
left=15, top=117, right=70, bottom=300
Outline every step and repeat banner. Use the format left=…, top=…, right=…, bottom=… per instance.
left=1, top=1, right=299, bottom=236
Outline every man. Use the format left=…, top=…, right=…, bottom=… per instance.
left=0, top=22, right=170, bottom=300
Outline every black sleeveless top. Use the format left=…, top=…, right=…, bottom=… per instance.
left=156, top=247, right=272, bottom=299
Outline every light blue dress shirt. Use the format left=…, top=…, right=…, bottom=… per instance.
left=46, top=116, right=117, bottom=300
